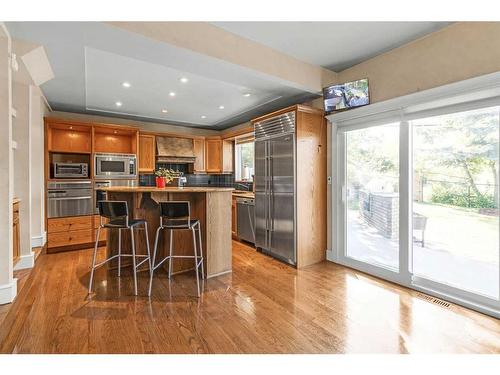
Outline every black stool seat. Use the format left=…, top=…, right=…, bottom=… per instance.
left=89, top=200, right=152, bottom=296
left=104, top=218, right=147, bottom=229
left=162, top=218, right=200, bottom=229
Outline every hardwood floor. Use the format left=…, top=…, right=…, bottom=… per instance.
left=0, top=241, right=499, bottom=353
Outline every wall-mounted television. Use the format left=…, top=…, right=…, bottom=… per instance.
left=322, top=78, right=369, bottom=114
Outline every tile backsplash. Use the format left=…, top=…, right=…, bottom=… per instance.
left=139, top=163, right=253, bottom=190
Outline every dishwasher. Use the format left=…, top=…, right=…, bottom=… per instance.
left=236, top=197, right=255, bottom=244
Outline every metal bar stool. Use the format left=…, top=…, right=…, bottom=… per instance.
left=89, top=200, right=152, bottom=295
left=148, top=201, right=204, bottom=297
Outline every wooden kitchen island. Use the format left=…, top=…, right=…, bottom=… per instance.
left=99, top=186, right=233, bottom=278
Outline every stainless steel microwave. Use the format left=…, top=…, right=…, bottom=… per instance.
left=94, top=153, right=137, bottom=179
left=53, top=162, right=89, bottom=178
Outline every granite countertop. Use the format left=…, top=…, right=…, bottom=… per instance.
left=100, top=186, right=234, bottom=193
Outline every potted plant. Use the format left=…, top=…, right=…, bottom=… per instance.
left=155, top=168, right=182, bottom=188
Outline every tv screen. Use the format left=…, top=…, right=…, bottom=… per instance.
left=323, top=78, right=369, bottom=113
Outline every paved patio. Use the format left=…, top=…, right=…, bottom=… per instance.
left=347, top=203, right=499, bottom=299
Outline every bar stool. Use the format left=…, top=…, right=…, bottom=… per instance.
left=148, top=201, right=204, bottom=297
left=88, top=200, right=152, bottom=296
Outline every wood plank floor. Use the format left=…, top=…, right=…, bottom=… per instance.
left=0, top=241, right=499, bottom=353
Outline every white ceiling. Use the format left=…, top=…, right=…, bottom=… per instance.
left=6, top=22, right=310, bottom=129
left=212, top=22, right=451, bottom=71
left=6, top=22, right=451, bottom=129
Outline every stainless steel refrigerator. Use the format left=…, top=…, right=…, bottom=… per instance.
left=254, top=111, right=296, bottom=265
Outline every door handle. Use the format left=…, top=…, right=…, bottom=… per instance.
left=49, top=196, right=92, bottom=201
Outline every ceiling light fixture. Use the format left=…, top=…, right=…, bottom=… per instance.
left=115, top=101, right=122, bottom=107
left=122, top=82, right=131, bottom=88
left=219, top=105, right=225, bottom=110
left=243, top=93, right=251, bottom=97
left=161, top=109, right=168, bottom=113
left=201, top=115, right=207, bottom=119
left=169, top=92, right=176, bottom=97
left=180, top=77, right=188, bottom=83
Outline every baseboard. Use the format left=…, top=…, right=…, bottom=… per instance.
left=31, top=231, right=46, bottom=248
left=14, top=252, right=35, bottom=270
left=0, top=279, right=17, bottom=305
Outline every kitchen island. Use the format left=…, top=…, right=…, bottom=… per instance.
left=99, top=186, right=233, bottom=278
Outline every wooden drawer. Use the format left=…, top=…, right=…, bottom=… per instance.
left=94, top=215, right=108, bottom=242
left=48, top=229, right=93, bottom=248
left=48, top=216, right=92, bottom=234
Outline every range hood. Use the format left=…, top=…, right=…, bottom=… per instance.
left=156, top=136, right=196, bottom=164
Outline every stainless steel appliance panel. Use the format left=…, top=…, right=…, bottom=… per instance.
left=268, top=191, right=295, bottom=263
left=254, top=112, right=297, bottom=266
left=94, top=153, right=137, bottom=179
left=236, top=198, right=255, bottom=244
left=53, top=162, right=89, bottom=178
left=47, top=181, right=93, bottom=218
left=94, top=179, right=137, bottom=214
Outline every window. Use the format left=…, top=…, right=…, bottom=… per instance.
left=235, top=140, right=254, bottom=182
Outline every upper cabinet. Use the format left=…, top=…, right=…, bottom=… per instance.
left=193, top=138, right=206, bottom=173
left=93, top=125, right=138, bottom=155
left=46, top=121, right=92, bottom=153
left=205, top=137, right=233, bottom=174
left=138, top=134, right=156, bottom=172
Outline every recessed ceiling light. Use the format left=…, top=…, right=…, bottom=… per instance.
left=243, top=93, right=251, bottom=97
left=169, top=92, right=176, bottom=97
left=122, top=82, right=131, bottom=88
left=219, top=105, right=225, bottom=110
left=180, top=77, right=188, bottom=83
left=201, top=115, right=207, bottom=119
left=115, top=101, right=122, bottom=107
left=161, top=109, right=168, bottom=113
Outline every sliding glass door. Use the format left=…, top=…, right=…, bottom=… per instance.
left=412, top=106, right=499, bottom=300
left=337, top=105, right=500, bottom=314
left=344, top=123, right=400, bottom=272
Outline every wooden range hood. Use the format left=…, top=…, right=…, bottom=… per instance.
left=156, top=136, right=196, bottom=164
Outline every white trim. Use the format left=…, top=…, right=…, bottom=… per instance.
left=14, top=252, right=35, bottom=270
left=0, top=279, right=17, bottom=305
left=31, top=231, right=46, bottom=248
left=327, top=71, right=500, bottom=129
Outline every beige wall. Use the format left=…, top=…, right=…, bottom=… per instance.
left=333, top=22, right=500, bottom=104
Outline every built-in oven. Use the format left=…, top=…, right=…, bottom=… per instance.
left=94, top=153, right=137, bottom=179
left=47, top=181, right=93, bottom=218
left=93, top=179, right=138, bottom=214
left=53, top=162, right=89, bottom=178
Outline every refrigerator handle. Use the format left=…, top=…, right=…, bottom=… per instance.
left=270, top=145, right=274, bottom=231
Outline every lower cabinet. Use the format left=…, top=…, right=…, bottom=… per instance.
left=93, top=215, right=108, bottom=242
left=47, top=215, right=93, bottom=252
left=13, top=201, right=20, bottom=266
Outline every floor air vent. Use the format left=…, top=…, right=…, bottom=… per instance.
left=416, top=293, right=451, bottom=308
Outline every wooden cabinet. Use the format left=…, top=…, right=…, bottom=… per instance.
left=13, top=201, right=20, bottom=266
left=93, top=215, right=108, bottom=242
left=93, top=125, right=138, bottom=155
left=205, top=138, right=234, bottom=174
left=205, top=139, right=222, bottom=173
left=138, top=134, right=156, bottom=172
left=46, top=122, right=92, bottom=153
left=193, top=138, right=206, bottom=173
left=47, top=215, right=93, bottom=251
left=231, top=196, right=237, bottom=238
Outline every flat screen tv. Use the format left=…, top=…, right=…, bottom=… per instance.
left=322, top=78, right=369, bottom=113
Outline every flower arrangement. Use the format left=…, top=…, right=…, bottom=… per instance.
left=155, top=168, right=182, bottom=188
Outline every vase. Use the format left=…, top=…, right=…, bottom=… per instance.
left=155, top=176, right=166, bottom=188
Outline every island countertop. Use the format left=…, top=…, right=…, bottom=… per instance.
left=100, top=186, right=234, bottom=193
left=103, top=186, right=233, bottom=280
